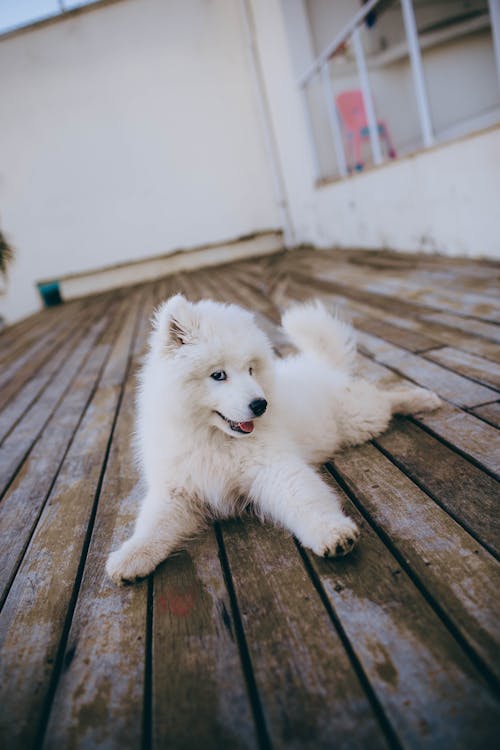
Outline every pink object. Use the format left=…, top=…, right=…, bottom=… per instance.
left=336, top=89, right=396, bottom=171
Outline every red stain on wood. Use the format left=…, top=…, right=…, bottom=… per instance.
left=159, top=590, right=195, bottom=617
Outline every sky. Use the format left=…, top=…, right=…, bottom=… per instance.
left=0, top=0, right=99, bottom=34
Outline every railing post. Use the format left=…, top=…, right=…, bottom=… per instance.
left=321, top=63, right=348, bottom=178
left=488, top=0, right=500, bottom=91
left=401, top=0, right=434, bottom=147
left=300, top=82, right=322, bottom=182
left=352, top=26, right=383, bottom=165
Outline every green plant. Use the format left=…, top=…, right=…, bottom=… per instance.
left=0, top=231, right=14, bottom=277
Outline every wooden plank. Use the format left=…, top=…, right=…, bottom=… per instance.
left=41, top=377, right=148, bottom=750
left=0, top=292, right=115, bottom=445
left=357, top=330, right=498, bottom=408
left=0, top=314, right=56, bottom=368
left=152, top=530, right=259, bottom=750
left=305, top=250, right=500, bottom=323
left=0, top=303, right=72, bottom=367
left=42, top=286, right=163, bottom=750
left=472, top=402, right=500, bottom=429
left=0, top=301, right=85, bottom=391
left=44, top=278, right=249, bottom=749
left=0, top=296, right=131, bottom=605
left=122, top=274, right=257, bottom=748
left=351, top=316, right=441, bottom=353
left=0, top=289, right=142, bottom=749
left=375, top=417, right=500, bottom=558
left=424, top=347, right=500, bottom=390
left=305, top=476, right=500, bottom=749
left=213, top=267, right=282, bottom=325
left=221, top=516, right=390, bottom=750
left=421, top=313, right=500, bottom=344
left=283, top=274, right=443, bottom=353
left=174, top=269, right=208, bottom=301
left=415, top=402, right=500, bottom=478
left=291, top=271, right=431, bottom=319
left=331, top=444, right=500, bottom=685
left=375, top=314, right=500, bottom=365
left=0, top=301, right=92, bottom=412
left=287, top=279, right=500, bottom=363
left=353, top=353, right=500, bottom=479
left=0, top=293, right=122, bottom=501
left=351, top=275, right=500, bottom=323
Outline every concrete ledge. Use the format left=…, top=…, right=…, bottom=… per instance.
left=58, top=231, right=283, bottom=300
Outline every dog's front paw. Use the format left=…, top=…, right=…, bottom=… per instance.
left=307, top=516, right=360, bottom=559
left=106, top=539, right=158, bottom=585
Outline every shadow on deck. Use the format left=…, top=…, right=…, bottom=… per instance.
left=1, top=247, right=499, bottom=749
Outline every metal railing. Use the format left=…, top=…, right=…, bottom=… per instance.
left=298, top=0, right=500, bottom=182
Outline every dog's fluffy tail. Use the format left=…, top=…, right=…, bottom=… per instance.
left=281, top=300, right=357, bottom=372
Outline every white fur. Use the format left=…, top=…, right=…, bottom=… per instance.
left=106, top=295, right=442, bottom=584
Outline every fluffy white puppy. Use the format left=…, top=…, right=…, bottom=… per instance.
left=107, top=294, right=441, bottom=584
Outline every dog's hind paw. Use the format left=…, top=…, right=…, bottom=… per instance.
left=307, top=516, right=360, bottom=559
left=395, top=387, right=442, bottom=415
left=409, top=388, right=442, bottom=413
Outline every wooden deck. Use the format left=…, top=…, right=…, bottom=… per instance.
left=1, top=247, right=499, bottom=749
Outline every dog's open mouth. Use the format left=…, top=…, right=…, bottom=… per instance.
left=216, top=411, right=254, bottom=434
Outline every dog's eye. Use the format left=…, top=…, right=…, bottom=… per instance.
left=249, top=367, right=253, bottom=375
left=210, top=370, right=227, bottom=381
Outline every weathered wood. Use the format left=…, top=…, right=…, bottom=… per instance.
left=0, top=302, right=72, bottom=367
left=286, top=268, right=500, bottom=363
left=221, top=516, right=390, bottom=750
left=472, top=401, right=500, bottom=429
left=375, top=417, right=500, bottom=558
left=283, top=274, right=443, bottom=353
left=305, top=474, right=500, bottom=749
left=353, top=353, right=500, bottom=478
left=331, top=444, right=500, bottom=685
left=421, top=313, right=500, bottom=344
left=424, top=347, right=500, bottom=390
left=291, top=271, right=432, bottom=320
left=313, top=251, right=500, bottom=325
left=0, top=289, right=142, bottom=749
left=415, top=402, right=500, bottom=478
left=0, top=292, right=116, bottom=446
left=0, top=293, right=123, bottom=502
left=1, top=246, right=499, bottom=750
left=356, top=331, right=498, bottom=408
left=42, top=375, right=149, bottom=750
left=0, top=300, right=89, bottom=407
left=152, top=529, right=259, bottom=750
left=329, top=270, right=500, bottom=322
left=42, top=286, right=163, bottom=750
left=383, top=316, right=500, bottom=365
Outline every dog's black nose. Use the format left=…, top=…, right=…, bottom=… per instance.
left=249, top=398, right=267, bottom=417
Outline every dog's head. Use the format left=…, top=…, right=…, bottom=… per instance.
left=151, top=294, right=275, bottom=438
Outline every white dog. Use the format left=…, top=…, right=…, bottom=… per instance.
left=106, top=294, right=441, bottom=584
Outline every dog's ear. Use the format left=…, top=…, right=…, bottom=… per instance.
left=152, top=294, right=199, bottom=351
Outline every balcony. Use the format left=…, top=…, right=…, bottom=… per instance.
left=291, top=0, right=500, bottom=182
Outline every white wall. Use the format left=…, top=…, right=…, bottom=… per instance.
left=307, top=125, right=500, bottom=257
left=0, top=0, right=280, bottom=323
left=249, top=0, right=500, bottom=258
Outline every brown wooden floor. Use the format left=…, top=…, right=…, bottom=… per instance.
left=1, top=247, right=499, bottom=749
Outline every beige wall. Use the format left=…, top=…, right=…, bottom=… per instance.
left=0, top=0, right=280, bottom=323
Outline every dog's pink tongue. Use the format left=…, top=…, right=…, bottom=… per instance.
left=238, top=421, right=254, bottom=433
